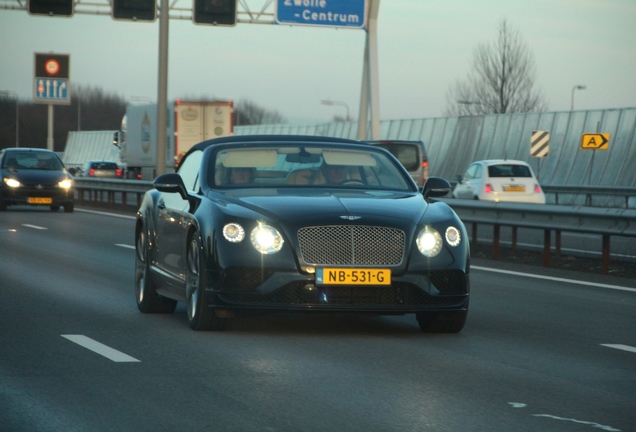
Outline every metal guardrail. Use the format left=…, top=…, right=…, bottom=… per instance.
left=439, top=198, right=636, bottom=274
left=542, top=185, right=636, bottom=209
left=73, top=178, right=636, bottom=274
left=74, top=178, right=153, bottom=211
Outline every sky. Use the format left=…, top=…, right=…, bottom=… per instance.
left=1, top=0, right=635, bottom=125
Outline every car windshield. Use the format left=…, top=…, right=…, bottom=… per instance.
left=488, top=164, right=532, bottom=178
left=91, top=162, right=118, bottom=170
left=2, top=152, right=64, bottom=171
left=210, top=144, right=412, bottom=190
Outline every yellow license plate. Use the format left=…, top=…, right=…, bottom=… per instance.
left=503, top=185, right=525, bottom=192
left=316, top=268, right=391, bottom=285
left=28, top=197, right=53, bottom=204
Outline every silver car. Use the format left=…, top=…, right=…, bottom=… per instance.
left=79, top=160, right=122, bottom=178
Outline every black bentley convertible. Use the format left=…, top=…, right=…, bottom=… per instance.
left=135, top=135, right=470, bottom=332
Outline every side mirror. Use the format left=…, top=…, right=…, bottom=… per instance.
left=154, top=173, right=188, bottom=200
left=113, top=132, right=120, bottom=148
left=422, top=176, right=452, bottom=199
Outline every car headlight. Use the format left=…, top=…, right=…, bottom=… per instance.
left=416, top=226, right=443, bottom=257
left=250, top=224, right=284, bottom=254
left=58, top=178, right=73, bottom=189
left=445, top=226, right=462, bottom=247
left=4, top=178, right=21, bottom=188
left=223, top=223, right=245, bottom=243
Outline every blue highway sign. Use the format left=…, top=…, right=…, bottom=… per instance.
left=33, top=78, right=71, bottom=105
left=276, top=0, right=366, bottom=29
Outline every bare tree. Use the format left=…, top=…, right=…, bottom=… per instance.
left=0, top=85, right=126, bottom=152
left=234, top=99, right=286, bottom=126
left=445, top=19, right=547, bottom=116
left=73, top=84, right=127, bottom=131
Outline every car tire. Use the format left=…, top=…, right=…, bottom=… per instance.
left=64, top=203, right=74, bottom=213
left=186, top=233, right=232, bottom=331
left=416, top=310, right=467, bottom=333
left=135, top=227, right=177, bottom=314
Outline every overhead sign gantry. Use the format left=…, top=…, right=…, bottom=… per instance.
left=9, top=0, right=382, bottom=172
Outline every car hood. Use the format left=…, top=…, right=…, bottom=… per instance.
left=219, top=190, right=428, bottom=226
left=3, top=169, right=69, bottom=184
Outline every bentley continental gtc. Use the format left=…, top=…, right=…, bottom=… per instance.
left=135, top=135, right=470, bottom=332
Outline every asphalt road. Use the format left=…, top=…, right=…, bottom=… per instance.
left=1, top=207, right=635, bottom=432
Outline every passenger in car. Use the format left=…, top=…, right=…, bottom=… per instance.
left=4, top=157, right=18, bottom=169
left=228, top=167, right=255, bottom=185
left=287, top=164, right=350, bottom=185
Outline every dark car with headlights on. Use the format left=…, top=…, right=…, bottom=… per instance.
left=135, top=135, right=470, bottom=332
left=0, top=148, right=74, bottom=212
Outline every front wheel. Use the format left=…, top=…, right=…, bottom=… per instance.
left=186, top=233, right=232, bottom=331
left=135, top=227, right=177, bottom=313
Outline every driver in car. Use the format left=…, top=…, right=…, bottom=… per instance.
left=322, top=164, right=348, bottom=185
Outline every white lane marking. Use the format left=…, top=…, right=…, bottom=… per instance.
left=532, top=414, right=620, bottom=431
left=22, top=224, right=47, bottom=230
left=601, top=344, right=636, bottom=354
left=62, top=335, right=140, bottom=363
left=116, top=243, right=135, bottom=250
left=76, top=208, right=136, bottom=220
left=509, top=403, right=621, bottom=431
left=472, top=265, right=636, bottom=293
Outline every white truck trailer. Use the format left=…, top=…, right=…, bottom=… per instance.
left=62, top=130, right=120, bottom=175
left=118, top=100, right=234, bottom=179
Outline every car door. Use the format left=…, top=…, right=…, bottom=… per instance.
left=154, top=150, right=202, bottom=291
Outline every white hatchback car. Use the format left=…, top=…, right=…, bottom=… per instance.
left=452, top=160, right=545, bottom=204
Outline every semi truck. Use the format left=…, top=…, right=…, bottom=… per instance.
left=117, top=100, right=234, bottom=179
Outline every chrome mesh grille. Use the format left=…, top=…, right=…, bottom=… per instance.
left=297, top=225, right=405, bottom=266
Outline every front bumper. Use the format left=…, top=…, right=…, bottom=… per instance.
left=208, top=267, right=469, bottom=314
left=1, top=187, right=74, bottom=207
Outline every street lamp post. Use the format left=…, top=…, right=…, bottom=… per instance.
left=0, top=90, right=19, bottom=147
left=571, top=85, right=586, bottom=111
left=321, top=99, right=351, bottom=121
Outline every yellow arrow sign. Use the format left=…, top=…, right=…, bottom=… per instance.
left=581, top=133, right=610, bottom=150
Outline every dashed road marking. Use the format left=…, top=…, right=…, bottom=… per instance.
left=76, top=208, right=136, bottom=220
left=62, top=335, right=140, bottom=362
left=601, top=344, right=636, bottom=354
left=22, top=224, right=47, bottom=230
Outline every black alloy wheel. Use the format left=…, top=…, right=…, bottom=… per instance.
left=135, top=226, right=177, bottom=313
left=186, top=233, right=232, bottom=331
